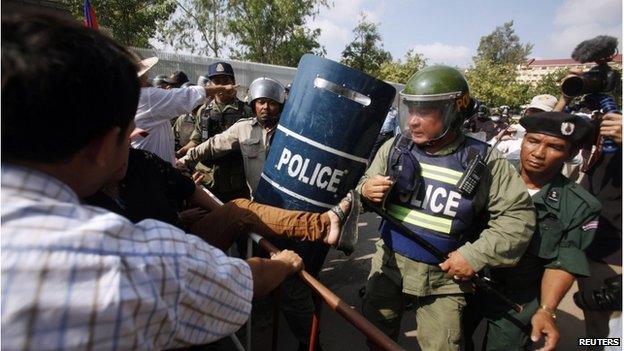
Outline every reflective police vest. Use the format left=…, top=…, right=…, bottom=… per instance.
left=380, top=136, right=488, bottom=264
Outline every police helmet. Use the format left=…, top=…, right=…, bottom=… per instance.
left=152, top=74, right=168, bottom=88
left=248, top=77, right=286, bottom=112
left=398, top=65, right=471, bottom=141
left=197, top=74, right=210, bottom=87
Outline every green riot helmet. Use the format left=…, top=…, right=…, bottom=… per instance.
left=398, top=65, right=471, bottom=144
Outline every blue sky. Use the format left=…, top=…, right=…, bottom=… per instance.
left=309, top=0, right=622, bottom=67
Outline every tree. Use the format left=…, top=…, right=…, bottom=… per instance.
left=62, top=0, right=176, bottom=48
left=530, top=68, right=568, bottom=98
left=157, top=0, right=229, bottom=57
left=378, top=50, right=427, bottom=84
left=340, top=14, right=391, bottom=77
left=474, top=21, right=533, bottom=65
left=465, top=60, right=532, bottom=110
left=227, top=0, right=327, bottom=67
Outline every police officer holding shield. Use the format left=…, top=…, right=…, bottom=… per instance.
left=177, top=77, right=285, bottom=194
left=177, top=61, right=253, bottom=201
left=358, top=65, right=536, bottom=350
left=463, top=112, right=601, bottom=351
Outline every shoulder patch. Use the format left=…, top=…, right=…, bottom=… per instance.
left=582, top=220, right=599, bottom=231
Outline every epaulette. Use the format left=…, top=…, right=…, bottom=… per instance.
left=566, top=181, right=602, bottom=213
left=233, top=116, right=256, bottom=125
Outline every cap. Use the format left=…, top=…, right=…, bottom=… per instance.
left=138, top=57, right=158, bottom=77
left=520, top=111, right=595, bottom=146
left=152, top=74, right=168, bottom=87
left=207, top=61, right=235, bottom=79
left=521, top=94, right=558, bottom=112
left=163, top=70, right=189, bottom=85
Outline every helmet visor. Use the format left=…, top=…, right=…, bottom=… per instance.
left=398, top=91, right=459, bottom=139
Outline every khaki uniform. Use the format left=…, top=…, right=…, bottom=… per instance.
left=464, top=173, right=601, bottom=350
left=183, top=117, right=274, bottom=195
left=190, top=99, right=253, bottom=201
left=358, top=135, right=536, bottom=350
left=172, top=113, right=196, bottom=150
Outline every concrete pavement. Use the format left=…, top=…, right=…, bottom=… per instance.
left=222, top=212, right=588, bottom=350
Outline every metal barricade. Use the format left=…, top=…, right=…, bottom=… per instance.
left=203, top=188, right=404, bottom=351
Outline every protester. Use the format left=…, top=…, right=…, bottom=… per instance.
left=84, top=147, right=360, bottom=253
left=358, top=65, right=535, bottom=350
left=489, top=94, right=558, bottom=168
left=132, top=58, right=237, bottom=165
left=177, top=61, right=253, bottom=201
left=463, top=112, right=600, bottom=351
left=1, top=13, right=304, bottom=349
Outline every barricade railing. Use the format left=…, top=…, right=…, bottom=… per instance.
left=204, top=188, right=405, bottom=351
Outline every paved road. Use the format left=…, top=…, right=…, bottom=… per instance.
left=223, top=212, right=587, bottom=350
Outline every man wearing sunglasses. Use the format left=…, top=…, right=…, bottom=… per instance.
left=357, top=65, right=536, bottom=350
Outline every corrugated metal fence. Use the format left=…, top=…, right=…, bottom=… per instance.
left=132, top=48, right=404, bottom=106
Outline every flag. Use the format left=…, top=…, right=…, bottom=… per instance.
left=83, top=0, right=99, bottom=30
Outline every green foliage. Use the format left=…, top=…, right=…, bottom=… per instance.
left=378, top=50, right=427, bottom=84
left=340, top=14, right=392, bottom=77
left=62, top=0, right=176, bottom=48
left=474, top=21, right=533, bottom=65
left=227, top=0, right=327, bottom=67
left=465, top=60, right=532, bottom=110
left=157, top=0, right=229, bottom=57
left=531, top=68, right=568, bottom=98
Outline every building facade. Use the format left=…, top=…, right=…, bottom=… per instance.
left=517, top=54, right=622, bottom=85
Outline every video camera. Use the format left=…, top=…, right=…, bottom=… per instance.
left=574, top=274, right=622, bottom=311
left=561, top=36, right=621, bottom=97
left=563, top=35, right=621, bottom=153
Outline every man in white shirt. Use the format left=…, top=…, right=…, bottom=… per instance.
left=132, top=60, right=238, bottom=164
left=490, top=94, right=559, bottom=168
left=1, top=13, right=302, bottom=350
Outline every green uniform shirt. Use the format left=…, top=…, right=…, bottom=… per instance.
left=467, top=173, right=602, bottom=350
left=189, top=99, right=253, bottom=197
left=190, top=99, right=253, bottom=144
left=491, top=173, right=602, bottom=287
left=359, top=134, right=536, bottom=296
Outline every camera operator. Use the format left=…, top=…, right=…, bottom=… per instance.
left=555, top=35, right=622, bottom=348
left=576, top=109, right=622, bottom=346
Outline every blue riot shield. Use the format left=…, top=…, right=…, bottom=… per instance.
left=255, top=54, right=396, bottom=211
left=254, top=54, right=395, bottom=272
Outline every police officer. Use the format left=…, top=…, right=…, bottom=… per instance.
left=172, top=83, right=202, bottom=151
left=152, top=74, right=168, bottom=88
left=463, top=112, right=600, bottom=351
left=162, top=70, right=189, bottom=89
left=358, top=65, right=536, bottom=350
left=177, top=76, right=285, bottom=195
left=177, top=61, right=253, bottom=201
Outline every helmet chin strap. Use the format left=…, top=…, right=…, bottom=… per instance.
left=258, top=114, right=280, bottom=128
left=424, top=125, right=451, bottom=146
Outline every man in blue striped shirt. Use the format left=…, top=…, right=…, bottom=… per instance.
left=1, top=12, right=302, bottom=350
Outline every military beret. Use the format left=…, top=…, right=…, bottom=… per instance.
left=207, top=61, right=235, bottom=78
left=520, top=111, right=595, bottom=147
